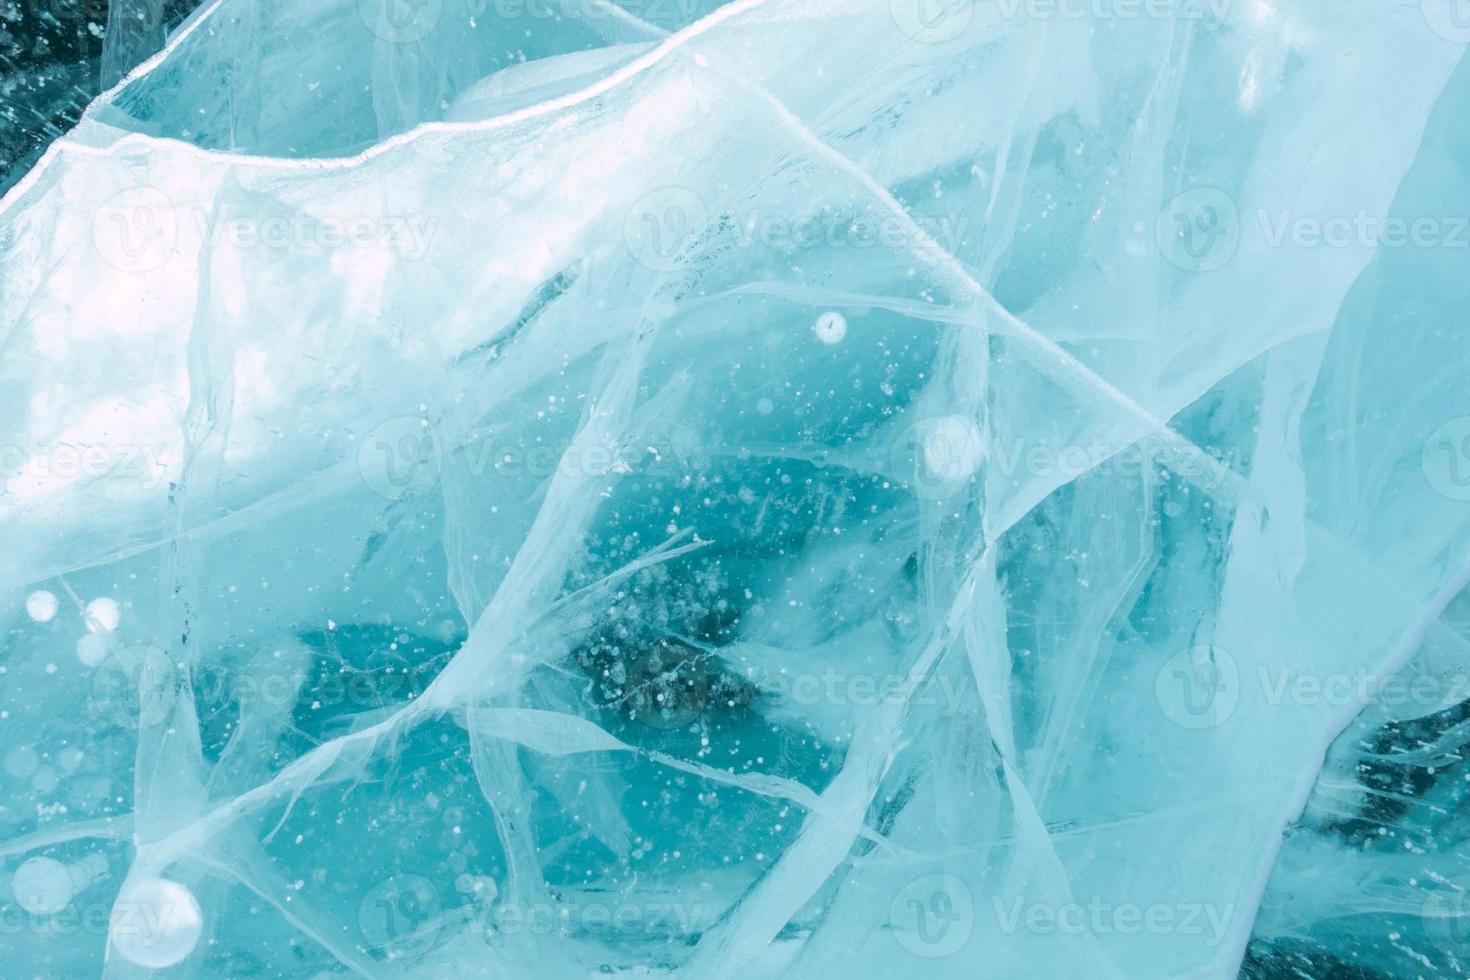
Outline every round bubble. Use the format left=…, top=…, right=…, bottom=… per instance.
left=14, top=857, right=73, bottom=914
left=813, top=311, right=848, bottom=345
left=921, top=415, right=984, bottom=484
left=4, top=745, right=39, bottom=779
left=77, top=633, right=111, bottom=668
left=109, top=878, right=203, bottom=969
left=57, top=747, right=85, bottom=774
left=31, top=766, right=60, bottom=795
left=85, top=597, right=120, bottom=633
left=25, top=591, right=59, bottom=623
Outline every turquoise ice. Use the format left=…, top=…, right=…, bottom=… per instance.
left=1, top=0, right=1470, bottom=976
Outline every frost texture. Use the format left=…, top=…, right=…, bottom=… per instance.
left=1, top=1, right=1470, bottom=977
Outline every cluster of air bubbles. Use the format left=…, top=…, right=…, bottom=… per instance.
left=22, top=589, right=124, bottom=668
left=11, top=854, right=107, bottom=915
left=8, top=856, right=201, bottom=967
left=4, top=743, right=84, bottom=796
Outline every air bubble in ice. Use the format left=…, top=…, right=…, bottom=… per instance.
left=109, top=878, right=203, bottom=969
left=25, top=591, right=58, bottom=623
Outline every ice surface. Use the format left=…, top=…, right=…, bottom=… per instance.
left=1, top=0, right=1469, bottom=977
